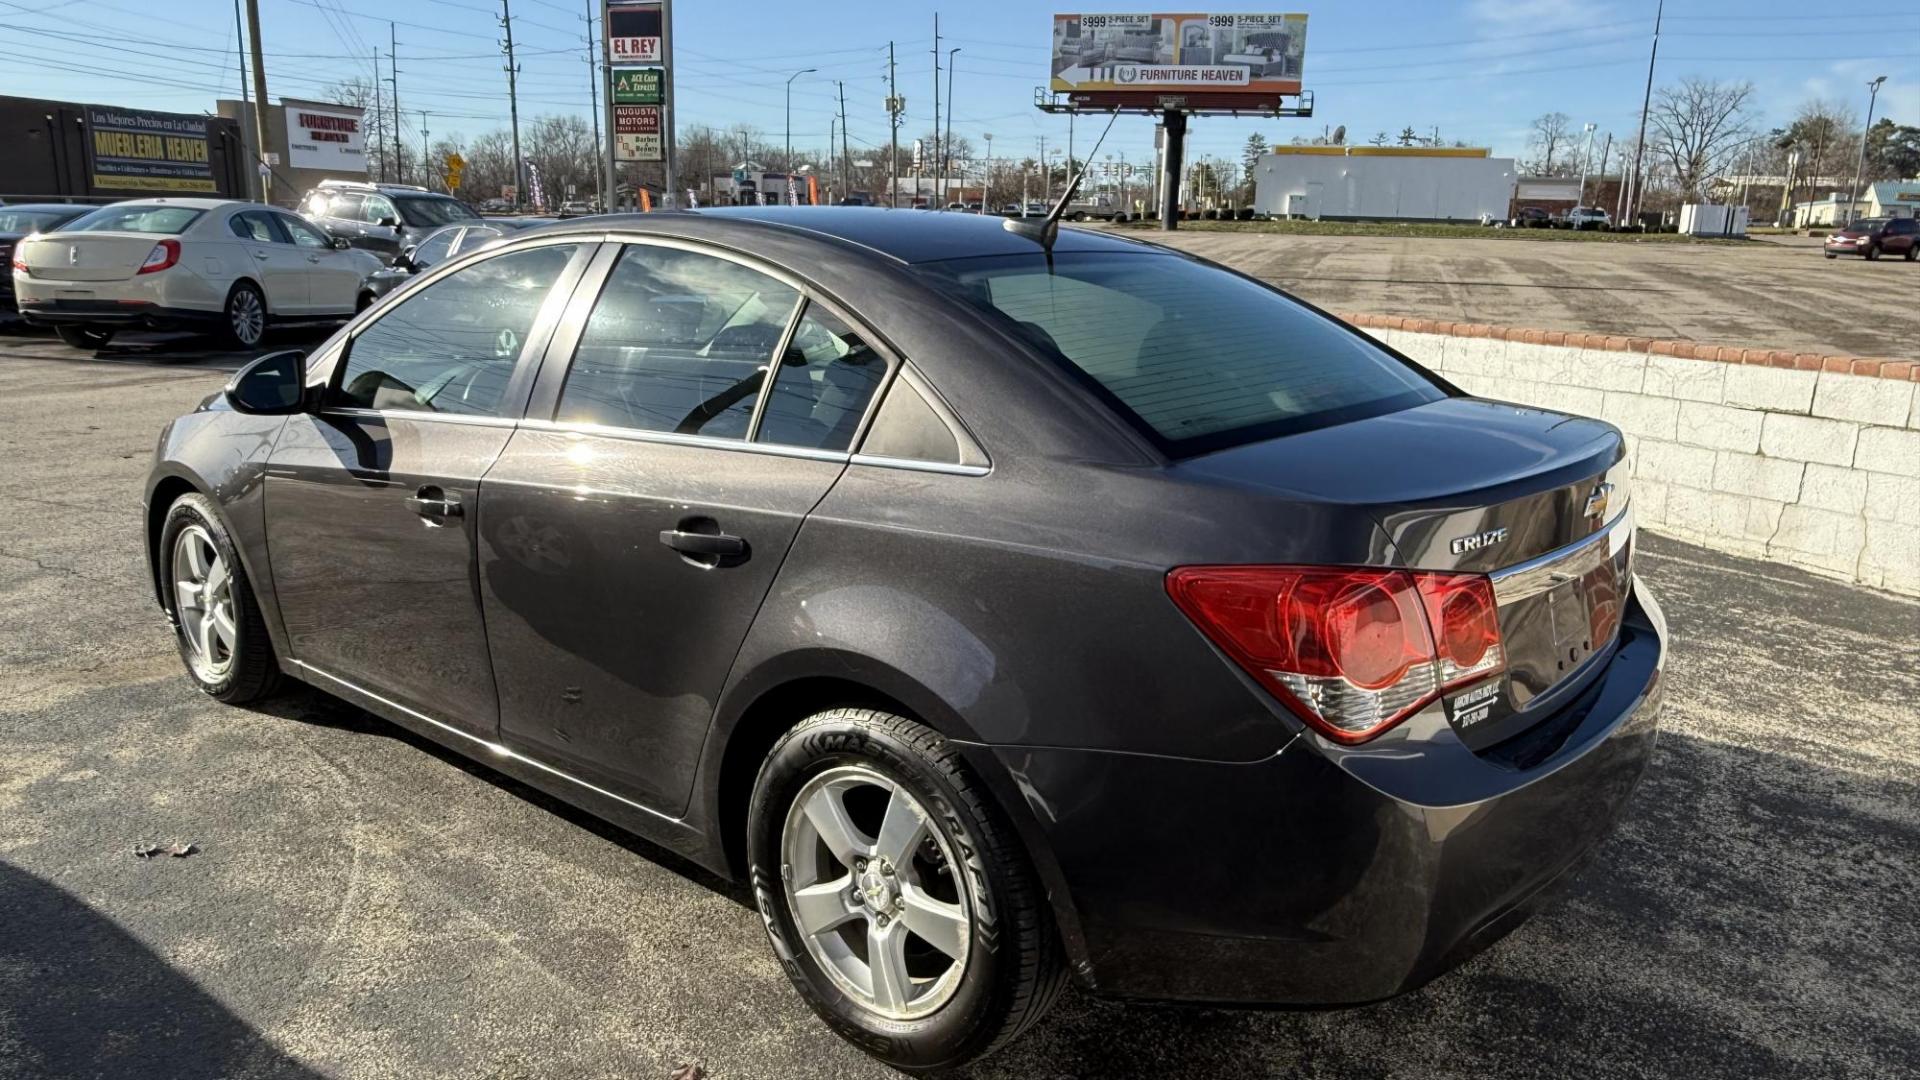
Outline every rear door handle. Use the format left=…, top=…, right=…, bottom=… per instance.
left=658, top=529, right=745, bottom=557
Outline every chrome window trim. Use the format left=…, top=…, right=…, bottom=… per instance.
left=1489, top=502, right=1634, bottom=605
left=848, top=454, right=992, bottom=477
left=519, top=416, right=852, bottom=464
left=315, top=406, right=522, bottom=429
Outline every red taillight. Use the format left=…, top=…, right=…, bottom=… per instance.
left=8, top=247, right=24, bottom=274
left=137, top=238, right=180, bottom=275
left=1167, top=565, right=1506, bottom=744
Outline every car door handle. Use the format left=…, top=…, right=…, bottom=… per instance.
left=253, top=252, right=269, bottom=260
left=658, top=529, right=745, bottom=557
left=407, top=486, right=463, bottom=522
left=306, top=255, right=323, bottom=263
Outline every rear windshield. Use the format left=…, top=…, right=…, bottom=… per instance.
left=63, top=204, right=204, bottom=235
left=920, top=252, right=1443, bottom=454
left=0, top=209, right=83, bottom=233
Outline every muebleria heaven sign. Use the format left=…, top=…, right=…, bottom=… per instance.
left=85, top=106, right=214, bottom=193
left=284, top=100, right=368, bottom=173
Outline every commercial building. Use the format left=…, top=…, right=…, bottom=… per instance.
left=1250, top=146, right=1517, bottom=223
left=1787, top=181, right=1920, bottom=226
left=218, top=97, right=371, bottom=204
left=0, top=95, right=251, bottom=201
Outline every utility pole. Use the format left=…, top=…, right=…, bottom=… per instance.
left=372, top=49, right=385, bottom=182
left=943, top=46, right=959, bottom=204
left=231, top=0, right=257, bottom=201
left=1037, top=134, right=1046, bottom=203
left=981, top=132, right=992, bottom=211
left=661, top=0, right=679, bottom=206
left=243, top=0, right=271, bottom=202
left=1625, top=0, right=1661, bottom=230
left=1847, top=75, right=1887, bottom=226
left=500, top=0, right=525, bottom=209
left=930, top=14, right=940, bottom=203
left=583, top=0, right=601, bottom=208
left=388, top=24, right=403, bottom=185
left=420, top=111, right=430, bottom=189
left=886, top=42, right=901, bottom=207
left=837, top=79, right=850, bottom=199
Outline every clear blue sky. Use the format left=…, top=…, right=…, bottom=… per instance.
left=5, top=0, right=1916, bottom=168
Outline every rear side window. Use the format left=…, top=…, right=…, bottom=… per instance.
left=334, top=244, right=579, bottom=416
left=554, top=244, right=801, bottom=438
left=921, top=252, right=1443, bottom=454
left=756, top=304, right=887, bottom=451
left=229, top=212, right=278, bottom=243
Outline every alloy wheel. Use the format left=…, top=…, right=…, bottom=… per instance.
left=781, top=764, right=972, bottom=1021
left=230, top=288, right=264, bottom=346
left=172, top=523, right=237, bottom=683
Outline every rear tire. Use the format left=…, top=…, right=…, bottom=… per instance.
left=223, top=282, right=267, bottom=350
left=160, top=493, right=282, bottom=704
left=749, top=709, right=1067, bottom=1074
left=1824, top=252, right=1837, bottom=259
left=55, top=325, right=114, bottom=350
left=1905, top=246, right=1916, bottom=262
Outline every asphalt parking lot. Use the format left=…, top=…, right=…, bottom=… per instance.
left=1142, top=231, right=1918, bottom=360
left=2, top=335, right=1917, bottom=1080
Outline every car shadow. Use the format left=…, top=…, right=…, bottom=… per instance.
left=0, top=860, right=327, bottom=1080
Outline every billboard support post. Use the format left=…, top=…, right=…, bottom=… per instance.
left=1159, top=109, right=1185, bottom=231
left=661, top=0, right=676, bottom=206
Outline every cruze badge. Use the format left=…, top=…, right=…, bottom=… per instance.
left=1584, top=482, right=1614, bottom=520
left=1449, top=527, right=1508, bottom=555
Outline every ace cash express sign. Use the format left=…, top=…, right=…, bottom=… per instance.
left=606, top=0, right=662, bottom=64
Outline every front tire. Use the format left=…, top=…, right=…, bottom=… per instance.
left=749, top=709, right=1066, bottom=1074
left=1864, top=244, right=1880, bottom=261
left=55, top=325, right=115, bottom=350
left=160, top=493, right=282, bottom=704
left=223, top=282, right=267, bottom=349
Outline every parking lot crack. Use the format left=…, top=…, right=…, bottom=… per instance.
left=0, top=548, right=82, bottom=578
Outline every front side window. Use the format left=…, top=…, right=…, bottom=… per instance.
left=757, top=303, right=887, bottom=451
left=364, top=196, right=397, bottom=225
left=919, top=252, right=1443, bottom=454
left=64, top=204, right=204, bottom=235
left=554, top=244, right=800, bottom=438
left=395, top=196, right=480, bottom=229
left=410, top=228, right=459, bottom=267
left=0, top=209, right=82, bottom=233
left=451, top=225, right=507, bottom=255
left=278, top=215, right=332, bottom=249
left=333, top=244, right=579, bottom=416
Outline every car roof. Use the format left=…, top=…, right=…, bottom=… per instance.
left=0, top=203, right=93, bottom=214
left=654, top=206, right=1160, bottom=263
left=93, top=197, right=237, bottom=211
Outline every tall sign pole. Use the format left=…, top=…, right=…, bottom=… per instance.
left=661, top=0, right=677, bottom=205
left=243, top=0, right=271, bottom=202
left=606, top=1, right=667, bottom=207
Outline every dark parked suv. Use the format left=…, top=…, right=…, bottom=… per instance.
left=1824, top=216, right=1918, bottom=260
left=145, top=208, right=1665, bottom=1073
left=296, top=180, right=481, bottom=264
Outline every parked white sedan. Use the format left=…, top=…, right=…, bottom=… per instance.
left=10, top=198, right=381, bottom=350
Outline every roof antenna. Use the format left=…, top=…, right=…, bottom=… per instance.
left=1004, top=109, right=1121, bottom=259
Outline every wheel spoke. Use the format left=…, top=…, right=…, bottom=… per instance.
left=204, top=556, right=230, bottom=600
left=175, top=579, right=203, bottom=611
left=790, top=877, right=858, bottom=937
left=898, top=884, right=968, bottom=961
left=802, top=783, right=870, bottom=867
left=872, top=788, right=928, bottom=869
left=210, top=605, right=238, bottom=653
left=182, top=536, right=209, bottom=579
left=193, top=609, right=217, bottom=661
left=867, top=921, right=913, bottom=1013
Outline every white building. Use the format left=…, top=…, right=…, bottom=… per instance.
left=1787, top=181, right=1920, bottom=226
left=1251, top=146, right=1518, bottom=223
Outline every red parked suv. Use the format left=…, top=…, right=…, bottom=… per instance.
left=1824, top=216, right=1919, bottom=260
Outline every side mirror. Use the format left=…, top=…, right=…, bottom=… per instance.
left=399, top=244, right=419, bottom=269
left=331, top=237, right=351, bottom=250
left=225, top=350, right=307, bottom=415
left=379, top=216, right=400, bottom=229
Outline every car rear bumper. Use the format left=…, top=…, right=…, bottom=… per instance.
left=986, top=579, right=1666, bottom=1006
left=17, top=298, right=224, bottom=332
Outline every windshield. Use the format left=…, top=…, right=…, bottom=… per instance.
left=63, top=204, right=204, bottom=235
left=1849, top=219, right=1887, bottom=231
left=921, top=252, right=1444, bottom=454
left=394, top=196, right=480, bottom=228
left=0, top=209, right=82, bottom=233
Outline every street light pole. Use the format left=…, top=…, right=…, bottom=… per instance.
left=943, top=46, right=959, bottom=205
left=1576, top=122, right=1596, bottom=208
left=1846, top=75, right=1887, bottom=226
left=785, top=67, right=816, bottom=175
left=981, top=132, right=992, bottom=212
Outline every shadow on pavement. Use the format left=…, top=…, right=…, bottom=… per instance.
left=0, top=860, right=325, bottom=1080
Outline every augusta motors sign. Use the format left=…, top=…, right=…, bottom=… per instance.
left=606, top=0, right=662, bottom=64
left=283, top=100, right=368, bottom=173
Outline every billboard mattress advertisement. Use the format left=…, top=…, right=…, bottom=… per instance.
left=285, top=100, right=368, bottom=173
left=1050, top=13, right=1308, bottom=96
left=85, top=106, right=214, bottom=193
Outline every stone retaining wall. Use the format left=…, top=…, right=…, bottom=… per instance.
left=1338, top=314, right=1920, bottom=597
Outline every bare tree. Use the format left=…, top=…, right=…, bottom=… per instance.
left=1525, top=112, right=1576, bottom=175
left=1781, top=98, right=1856, bottom=187
left=320, top=77, right=392, bottom=183
left=1648, top=77, right=1756, bottom=201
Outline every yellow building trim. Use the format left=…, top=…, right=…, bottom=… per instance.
left=1347, top=146, right=1491, bottom=158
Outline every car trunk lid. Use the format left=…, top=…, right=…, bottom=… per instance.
left=18, top=232, right=162, bottom=282
left=1177, top=397, right=1633, bottom=750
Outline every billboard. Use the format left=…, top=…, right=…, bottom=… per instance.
left=283, top=99, right=367, bottom=173
left=606, top=0, right=662, bottom=65
left=615, top=104, right=662, bottom=161
left=1049, top=13, right=1308, bottom=97
left=84, top=105, right=213, bottom=193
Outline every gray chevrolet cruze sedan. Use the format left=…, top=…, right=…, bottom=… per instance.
left=145, top=207, right=1665, bottom=1073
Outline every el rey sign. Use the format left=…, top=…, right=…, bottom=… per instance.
left=606, top=1, right=662, bottom=64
